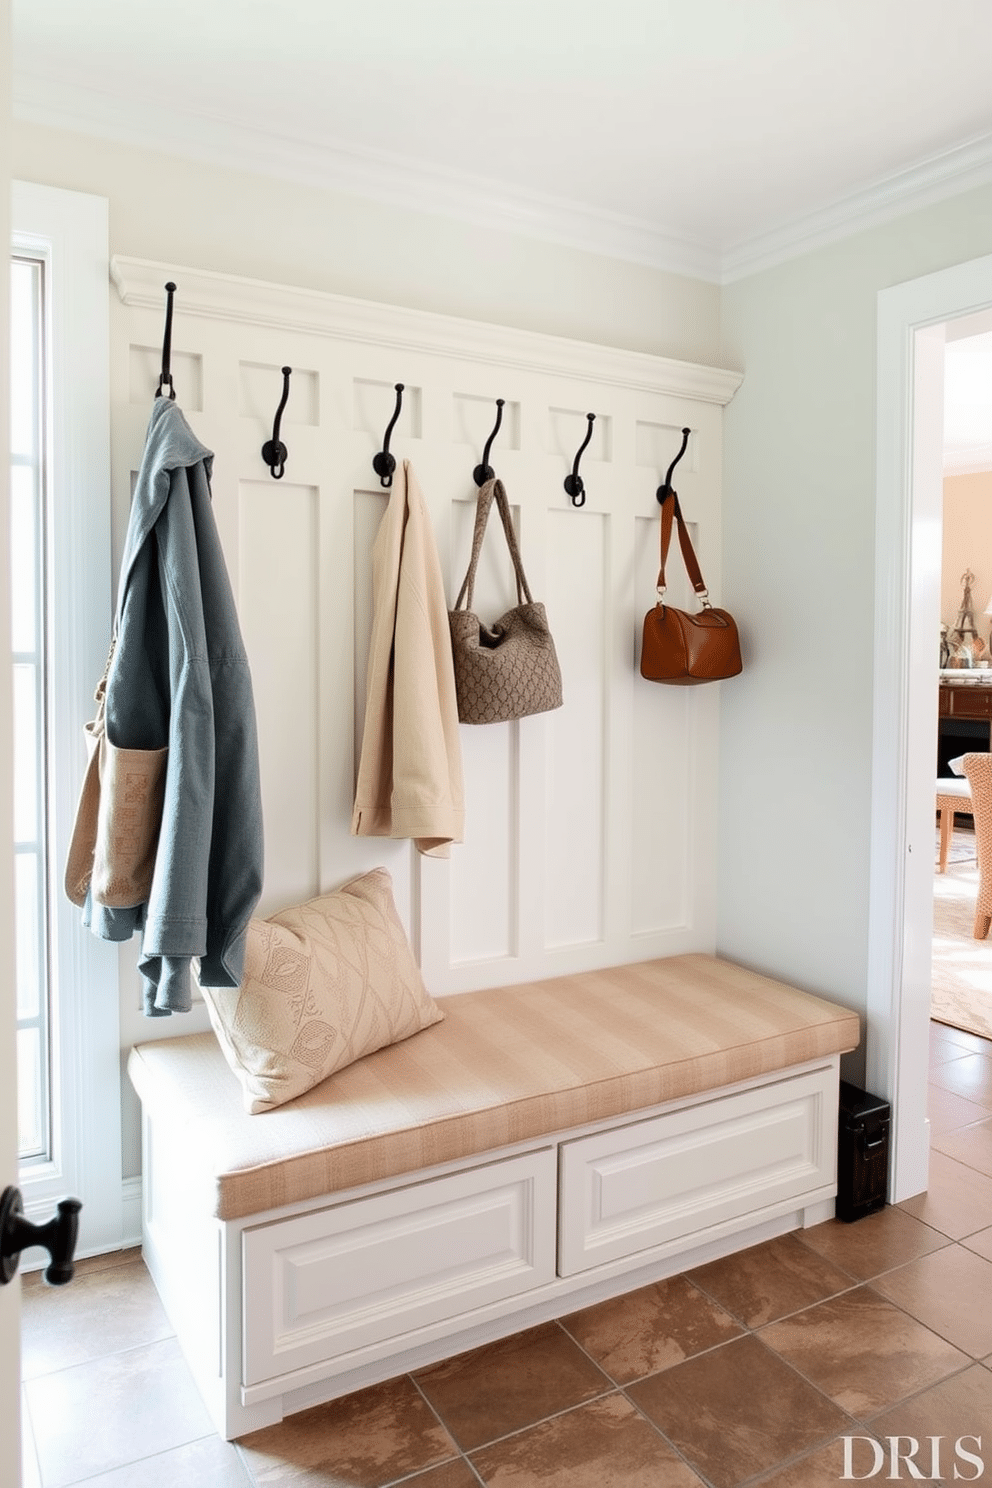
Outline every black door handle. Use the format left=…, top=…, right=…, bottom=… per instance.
left=0, top=1185, right=82, bottom=1286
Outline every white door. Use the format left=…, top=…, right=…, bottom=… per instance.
left=1, top=21, right=24, bottom=1471
left=1, top=738, right=21, bottom=1486
left=870, top=251, right=992, bottom=1201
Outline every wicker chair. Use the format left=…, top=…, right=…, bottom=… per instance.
left=936, top=776, right=972, bottom=872
left=960, top=753, right=992, bottom=938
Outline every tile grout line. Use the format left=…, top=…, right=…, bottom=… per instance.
left=401, top=1369, right=482, bottom=1486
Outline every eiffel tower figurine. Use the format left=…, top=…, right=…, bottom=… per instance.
left=948, top=568, right=988, bottom=667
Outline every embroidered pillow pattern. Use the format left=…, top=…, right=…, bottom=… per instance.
left=201, top=867, right=443, bottom=1112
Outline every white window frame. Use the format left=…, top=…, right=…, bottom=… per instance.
left=12, top=181, right=122, bottom=1257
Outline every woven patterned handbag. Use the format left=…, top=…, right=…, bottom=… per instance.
left=449, top=478, right=563, bottom=724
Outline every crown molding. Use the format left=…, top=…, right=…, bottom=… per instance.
left=17, top=70, right=992, bottom=287
left=721, top=132, right=992, bottom=283
left=13, top=72, right=722, bottom=284
left=110, top=255, right=744, bottom=405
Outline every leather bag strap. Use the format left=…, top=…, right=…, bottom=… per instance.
left=657, top=490, right=709, bottom=604
left=454, top=478, right=535, bottom=612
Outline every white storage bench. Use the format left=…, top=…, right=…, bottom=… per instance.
left=127, top=953, right=860, bottom=1440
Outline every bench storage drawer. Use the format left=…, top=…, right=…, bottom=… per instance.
left=242, top=1147, right=557, bottom=1387
left=557, top=1066, right=837, bottom=1276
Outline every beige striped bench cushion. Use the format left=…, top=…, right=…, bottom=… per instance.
left=127, top=953, right=860, bottom=1222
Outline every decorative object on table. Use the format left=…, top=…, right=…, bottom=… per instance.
left=640, top=487, right=742, bottom=685
left=946, top=569, right=989, bottom=668
left=449, top=477, right=563, bottom=724
left=984, top=594, right=992, bottom=653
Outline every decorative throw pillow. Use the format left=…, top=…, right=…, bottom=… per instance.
left=200, top=867, right=443, bottom=1113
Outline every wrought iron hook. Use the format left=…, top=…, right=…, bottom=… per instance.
left=564, top=413, right=596, bottom=508
left=473, top=399, right=506, bottom=487
left=656, top=427, right=691, bottom=504
left=372, top=384, right=405, bottom=488
left=155, top=282, right=177, bottom=400
left=261, top=366, right=293, bottom=480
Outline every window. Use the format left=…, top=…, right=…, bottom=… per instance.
left=10, top=253, right=51, bottom=1164
left=11, top=183, right=122, bottom=1256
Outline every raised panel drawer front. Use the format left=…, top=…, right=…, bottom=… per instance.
left=242, top=1147, right=557, bottom=1387
left=557, top=1067, right=836, bottom=1276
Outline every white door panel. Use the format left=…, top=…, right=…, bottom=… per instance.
left=109, top=258, right=740, bottom=1001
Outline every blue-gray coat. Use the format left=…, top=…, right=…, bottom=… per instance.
left=85, top=398, right=263, bottom=1015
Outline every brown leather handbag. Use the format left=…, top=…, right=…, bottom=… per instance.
left=449, top=478, right=563, bottom=724
left=640, top=490, right=742, bottom=685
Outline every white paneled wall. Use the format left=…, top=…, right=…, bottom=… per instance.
left=109, top=257, right=742, bottom=1010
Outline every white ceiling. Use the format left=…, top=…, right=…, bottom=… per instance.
left=11, top=0, right=992, bottom=283
left=10, top=0, right=992, bottom=465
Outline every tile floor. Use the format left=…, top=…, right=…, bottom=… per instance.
left=19, top=1020, right=992, bottom=1488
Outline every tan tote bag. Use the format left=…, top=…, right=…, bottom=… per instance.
left=64, top=642, right=169, bottom=909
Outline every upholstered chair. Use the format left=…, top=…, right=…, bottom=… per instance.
left=960, top=753, right=992, bottom=938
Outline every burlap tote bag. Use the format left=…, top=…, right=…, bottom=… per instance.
left=64, top=643, right=169, bottom=908
left=449, top=478, right=563, bottom=724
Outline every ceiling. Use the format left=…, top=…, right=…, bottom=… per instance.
left=11, top=0, right=992, bottom=283
left=10, top=0, right=992, bottom=466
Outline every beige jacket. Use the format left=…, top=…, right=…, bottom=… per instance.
left=352, top=461, right=464, bottom=857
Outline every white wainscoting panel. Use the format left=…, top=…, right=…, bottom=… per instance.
left=110, top=259, right=741, bottom=1001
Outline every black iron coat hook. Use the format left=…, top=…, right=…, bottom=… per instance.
left=155, top=282, right=177, bottom=400
left=261, top=366, right=293, bottom=480
left=564, top=413, right=596, bottom=507
left=373, top=384, right=405, bottom=488
left=473, top=399, right=506, bottom=486
left=656, top=427, right=691, bottom=504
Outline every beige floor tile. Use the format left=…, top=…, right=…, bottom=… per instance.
left=932, top=1115, right=992, bottom=1177
left=930, top=1024, right=966, bottom=1065
left=689, top=1231, right=854, bottom=1327
left=962, top=1225, right=992, bottom=1262
left=470, top=1394, right=704, bottom=1488
left=927, top=1082, right=992, bottom=1135
left=414, top=1322, right=611, bottom=1452
left=758, top=1286, right=969, bottom=1419
left=21, top=1388, right=41, bottom=1488
left=868, top=1363, right=992, bottom=1464
left=929, top=1052, right=992, bottom=1108
left=23, top=1338, right=215, bottom=1488
left=935, top=1025, right=992, bottom=1056
left=20, top=1258, right=173, bottom=1380
left=238, top=1375, right=457, bottom=1488
left=870, top=1243, right=992, bottom=1358
left=627, top=1334, right=848, bottom=1488
left=560, top=1273, right=742, bottom=1383
left=66, top=1436, right=251, bottom=1487
left=795, top=1205, right=948, bottom=1279
left=899, top=1150, right=992, bottom=1239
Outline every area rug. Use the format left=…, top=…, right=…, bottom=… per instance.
left=931, top=843, right=992, bottom=1041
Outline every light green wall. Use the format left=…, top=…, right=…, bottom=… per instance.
left=717, top=184, right=992, bottom=1070
left=12, top=121, right=722, bottom=366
